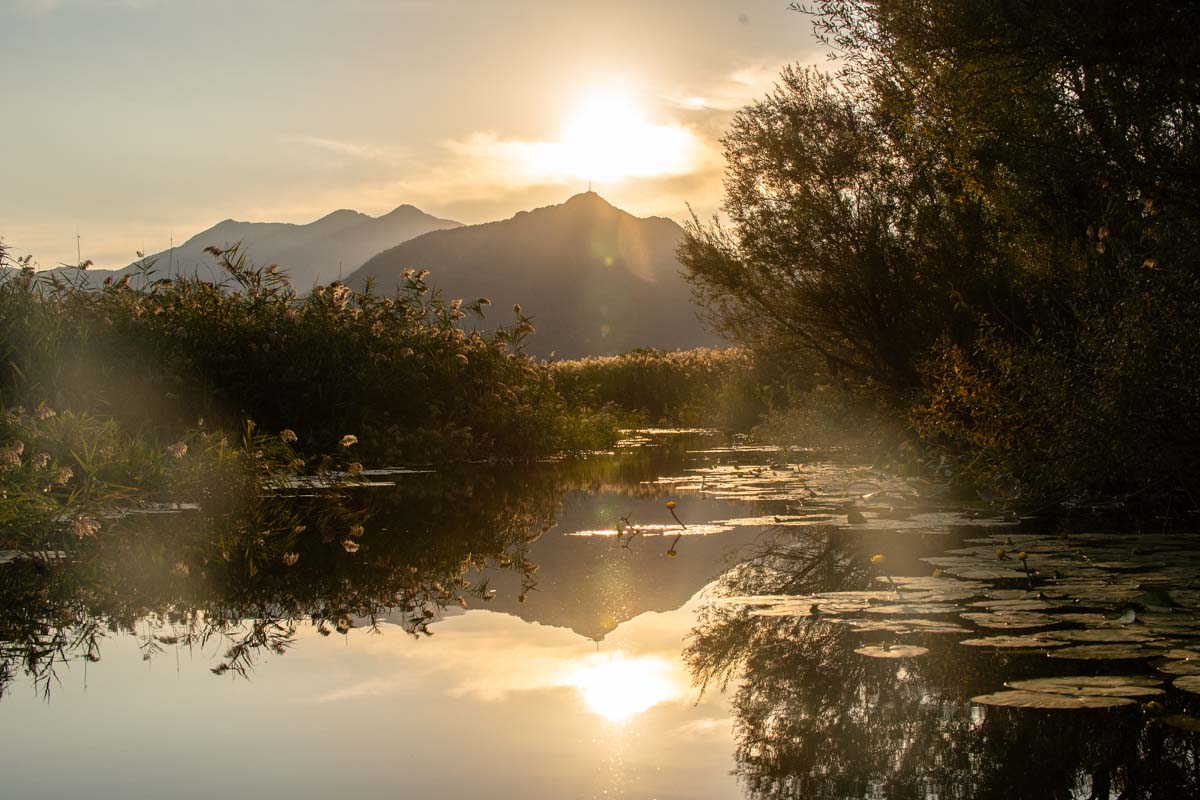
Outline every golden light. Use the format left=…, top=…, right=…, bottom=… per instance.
left=565, top=651, right=680, bottom=723
left=523, top=92, right=698, bottom=183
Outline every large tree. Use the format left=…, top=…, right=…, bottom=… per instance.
left=683, top=0, right=1200, bottom=502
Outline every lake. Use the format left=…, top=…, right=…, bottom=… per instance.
left=2, top=430, right=1198, bottom=799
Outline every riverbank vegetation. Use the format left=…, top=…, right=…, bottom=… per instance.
left=552, top=347, right=774, bottom=430
left=0, top=242, right=623, bottom=552
left=681, top=0, right=1200, bottom=511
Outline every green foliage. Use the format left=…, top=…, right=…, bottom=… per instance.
left=685, top=1, right=1200, bottom=508
left=0, top=464, right=567, bottom=695
left=551, top=347, right=785, bottom=430
left=0, top=403, right=362, bottom=555
left=0, top=244, right=619, bottom=463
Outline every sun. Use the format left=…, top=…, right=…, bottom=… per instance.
left=526, top=92, right=698, bottom=184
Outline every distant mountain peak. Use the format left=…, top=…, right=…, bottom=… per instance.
left=347, top=194, right=719, bottom=357
left=562, top=190, right=616, bottom=211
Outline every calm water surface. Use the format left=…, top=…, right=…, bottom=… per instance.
left=2, top=431, right=1199, bottom=799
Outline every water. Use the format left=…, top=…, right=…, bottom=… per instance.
left=2, top=431, right=1199, bottom=799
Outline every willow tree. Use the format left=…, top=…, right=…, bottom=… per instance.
left=684, top=0, right=1200, bottom=502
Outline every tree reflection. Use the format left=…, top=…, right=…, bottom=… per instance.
left=0, top=464, right=577, bottom=699
left=686, top=528, right=1200, bottom=799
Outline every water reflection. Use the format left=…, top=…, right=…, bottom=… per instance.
left=0, top=433, right=755, bottom=799
left=0, top=432, right=774, bottom=702
left=567, top=651, right=681, bottom=722
left=686, top=528, right=1200, bottom=799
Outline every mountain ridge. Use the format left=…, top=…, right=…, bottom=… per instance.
left=348, top=191, right=720, bottom=357
left=42, top=204, right=462, bottom=289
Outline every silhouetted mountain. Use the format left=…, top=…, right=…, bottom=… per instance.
left=347, top=192, right=721, bottom=357
left=49, top=205, right=461, bottom=288
left=477, top=491, right=764, bottom=640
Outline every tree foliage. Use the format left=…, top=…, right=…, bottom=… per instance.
left=683, top=0, right=1200, bottom=505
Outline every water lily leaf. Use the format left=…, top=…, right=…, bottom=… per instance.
left=1006, top=675, right=1164, bottom=698
left=967, top=599, right=1054, bottom=612
left=945, top=568, right=1029, bottom=580
left=959, top=635, right=1067, bottom=649
left=865, top=603, right=961, bottom=615
left=971, top=690, right=1134, bottom=709
left=1043, top=629, right=1159, bottom=644
left=960, top=611, right=1058, bottom=629
left=1162, top=714, right=1200, bottom=732
left=1159, top=660, right=1200, bottom=676
left=1173, top=675, right=1200, bottom=694
left=838, top=618, right=971, bottom=634
left=1158, top=649, right=1200, bottom=660
left=854, top=644, right=929, bottom=658
left=1048, top=644, right=1154, bottom=660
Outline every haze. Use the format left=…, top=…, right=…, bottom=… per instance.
left=1, top=0, right=819, bottom=269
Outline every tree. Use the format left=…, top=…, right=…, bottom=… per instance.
left=684, top=0, right=1200, bottom=504
left=680, top=66, right=1009, bottom=394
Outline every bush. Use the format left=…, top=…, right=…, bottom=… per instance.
left=0, top=244, right=620, bottom=464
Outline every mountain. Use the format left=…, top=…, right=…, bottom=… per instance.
left=346, top=192, right=721, bottom=357
left=55, top=205, right=462, bottom=289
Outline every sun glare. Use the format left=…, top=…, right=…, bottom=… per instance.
left=524, top=92, right=697, bottom=184
left=566, top=651, right=680, bottom=723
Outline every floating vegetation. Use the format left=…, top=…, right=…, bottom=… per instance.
left=1161, top=714, right=1200, bottom=732
left=854, top=644, right=929, bottom=658
left=1043, top=629, right=1160, bottom=644
left=959, top=611, right=1059, bottom=629
left=1172, top=675, right=1200, bottom=694
left=1004, top=676, right=1164, bottom=698
left=959, top=635, right=1068, bottom=649
left=835, top=618, right=971, bottom=635
left=1158, top=661, right=1200, bottom=675
left=1048, top=645, right=1156, bottom=660
left=565, top=523, right=732, bottom=537
left=971, top=690, right=1136, bottom=709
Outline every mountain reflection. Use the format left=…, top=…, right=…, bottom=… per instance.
left=0, top=433, right=760, bottom=702
left=685, top=528, right=1200, bottom=800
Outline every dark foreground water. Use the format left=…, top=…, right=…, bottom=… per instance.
left=2, top=431, right=1199, bottom=799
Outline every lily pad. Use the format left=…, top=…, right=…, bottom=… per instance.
left=1173, top=675, right=1200, bottom=694
left=1006, top=675, right=1164, bottom=698
left=839, top=618, right=971, bottom=635
left=1162, top=714, right=1200, bottom=732
left=1048, top=644, right=1154, bottom=660
left=967, top=599, right=1053, bottom=612
left=960, top=611, right=1058, bottom=629
left=1158, top=660, right=1200, bottom=676
left=959, top=635, right=1067, bottom=649
left=854, top=644, right=929, bottom=659
left=865, top=603, right=961, bottom=615
left=1043, top=629, right=1159, bottom=644
left=971, top=690, right=1134, bottom=709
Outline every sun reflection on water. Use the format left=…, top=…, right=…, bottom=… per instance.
left=565, top=651, right=680, bottom=723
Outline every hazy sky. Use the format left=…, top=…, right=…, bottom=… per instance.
left=2, top=0, right=823, bottom=269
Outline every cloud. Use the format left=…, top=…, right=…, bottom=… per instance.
left=662, top=60, right=795, bottom=113
left=309, top=600, right=716, bottom=724
left=291, top=135, right=407, bottom=166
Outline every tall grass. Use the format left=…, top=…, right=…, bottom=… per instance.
left=1, top=243, right=620, bottom=464
left=551, top=347, right=778, bottom=429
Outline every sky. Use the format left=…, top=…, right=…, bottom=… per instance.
left=1, top=0, right=824, bottom=270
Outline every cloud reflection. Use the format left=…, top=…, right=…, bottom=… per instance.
left=312, top=596, right=709, bottom=726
